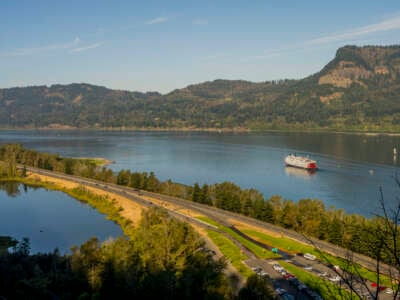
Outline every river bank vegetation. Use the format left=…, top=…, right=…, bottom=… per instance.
left=0, top=143, right=398, bottom=268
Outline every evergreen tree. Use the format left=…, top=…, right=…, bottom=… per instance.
left=192, top=182, right=201, bottom=202
left=199, top=184, right=212, bottom=205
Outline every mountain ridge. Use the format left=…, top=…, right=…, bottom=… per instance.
left=1, top=45, right=400, bottom=131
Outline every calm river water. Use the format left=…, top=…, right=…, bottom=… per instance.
left=0, top=183, right=123, bottom=253
left=1, top=130, right=400, bottom=217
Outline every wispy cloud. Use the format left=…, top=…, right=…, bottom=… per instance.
left=192, top=19, right=208, bottom=26
left=145, top=17, right=169, bottom=25
left=238, top=14, right=400, bottom=63
left=70, top=42, right=103, bottom=53
left=306, top=14, right=400, bottom=46
left=4, top=37, right=80, bottom=56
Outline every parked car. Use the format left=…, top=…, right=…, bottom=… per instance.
left=385, top=288, right=393, bottom=294
left=371, top=282, right=387, bottom=292
left=281, top=294, right=295, bottom=300
left=298, top=283, right=308, bottom=291
left=303, top=253, right=316, bottom=261
left=333, top=265, right=340, bottom=271
left=275, top=288, right=287, bottom=295
left=283, top=273, right=295, bottom=280
left=273, top=264, right=284, bottom=272
left=288, top=277, right=300, bottom=287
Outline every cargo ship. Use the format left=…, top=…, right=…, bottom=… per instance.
left=284, top=154, right=317, bottom=170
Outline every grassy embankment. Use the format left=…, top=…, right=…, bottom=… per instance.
left=206, top=230, right=253, bottom=278
left=197, top=216, right=280, bottom=260
left=196, top=216, right=281, bottom=279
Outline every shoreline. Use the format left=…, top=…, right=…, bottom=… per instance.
left=74, top=157, right=115, bottom=166
left=0, top=127, right=399, bottom=136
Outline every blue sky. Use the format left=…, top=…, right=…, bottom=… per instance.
left=1, top=1, right=400, bottom=93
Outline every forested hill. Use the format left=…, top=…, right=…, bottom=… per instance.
left=1, top=45, right=400, bottom=131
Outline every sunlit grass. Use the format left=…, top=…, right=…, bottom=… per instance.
left=197, top=216, right=280, bottom=259
left=206, top=230, right=253, bottom=278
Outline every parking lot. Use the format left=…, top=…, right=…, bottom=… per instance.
left=245, top=252, right=397, bottom=300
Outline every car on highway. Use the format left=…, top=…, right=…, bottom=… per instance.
left=260, top=271, right=269, bottom=277
left=317, top=271, right=328, bottom=277
left=304, top=265, right=313, bottom=271
left=328, top=275, right=341, bottom=282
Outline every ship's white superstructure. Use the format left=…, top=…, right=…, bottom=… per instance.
left=284, top=154, right=317, bottom=170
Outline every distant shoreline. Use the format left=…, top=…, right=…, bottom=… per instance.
left=74, top=157, right=115, bottom=166
left=0, top=126, right=399, bottom=136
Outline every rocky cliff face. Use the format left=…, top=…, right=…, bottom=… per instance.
left=317, top=45, right=400, bottom=88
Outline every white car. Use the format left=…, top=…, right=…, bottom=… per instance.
left=273, top=264, right=284, bottom=272
left=385, top=288, right=393, bottom=294
left=328, top=275, right=341, bottom=282
left=304, top=265, right=313, bottom=271
left=275, top=288, right=287, bottom=295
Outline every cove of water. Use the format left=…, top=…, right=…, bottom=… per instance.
left=0, top=182, right=123, bottom=253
